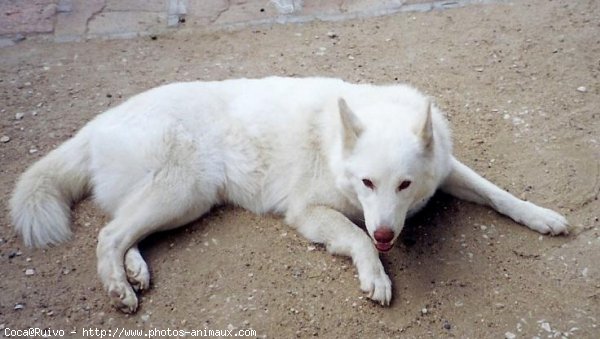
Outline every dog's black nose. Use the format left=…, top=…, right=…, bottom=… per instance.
left=374, top=228, right=394, bottom=243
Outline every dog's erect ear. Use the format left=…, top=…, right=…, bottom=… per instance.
left=420, top=100, right=434, bottom=150
left=338, top=98, right=364, bottom=152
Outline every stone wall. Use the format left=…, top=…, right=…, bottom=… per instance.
left=0, top=0, right=497, bottom=44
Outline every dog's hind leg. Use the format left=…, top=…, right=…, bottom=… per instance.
left=97, top=173, right=218, bottom=313
left=441, top=156, right=568, bottom=235
left=286, top=206, right=392, bottom=305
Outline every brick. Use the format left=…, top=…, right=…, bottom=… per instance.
left=212, top=0, right=279, bottom=26
left=0, top=0, right=57, bottom=35
left=106, top=0, right=167, bottom=12
left=298, top=0, right=344, bottom=16
left=185, top=0, right=229, bottom=26
left=341, top=0, right=407, bottom=13
left=87, top=11, right=167, bottom=38
left=54, top=0, right=105, bottom=42
left=167, top=0, right=186, bottom=27
left=186, top=0, right=282, bottom=27
left=269, top=0, right=299, bottom=14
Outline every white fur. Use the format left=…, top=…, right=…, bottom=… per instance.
left=10, top=76, right=568, bottom=313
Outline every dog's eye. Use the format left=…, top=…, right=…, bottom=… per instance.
left=398, top=180, right=411, bottom=191
left=362, top=179, right=375, bottom=190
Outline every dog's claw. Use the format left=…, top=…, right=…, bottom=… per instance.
left=124, top=248, right=151, bottom=292
left=108, top=282, right=138, bottom=313
left=125, top=263, right=150, bottom=292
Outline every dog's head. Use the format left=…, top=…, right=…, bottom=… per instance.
left=337, top=97, right=438, bottom=252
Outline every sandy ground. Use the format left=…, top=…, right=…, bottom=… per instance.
left=1, top=0, right=599, bottom=337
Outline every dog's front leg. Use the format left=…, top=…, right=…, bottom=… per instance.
left=286, top=205, right=392, bottom=305
left=441, top=156, right=569, bottom=235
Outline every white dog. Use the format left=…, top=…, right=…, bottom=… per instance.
left=10, top=77, right=568, bottom=313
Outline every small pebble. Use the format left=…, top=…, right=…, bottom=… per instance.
left=140, top=314, right=150, bottom=322
left=541, top=322, right=551, bottom=332
left=15, top=112, right=25, bottom=120
left=576, top=86, right=587, bottom=93
left=0, top=136, right=10, bottom=143
left=443, top=321, right=451, bottom=330
left=25, top=268, right=35, bottom=276
left=421, top=308, right=428, bottom=315
left=505, top=332, right=516, bottom=339
left=14, top=304, right=24, bottom=310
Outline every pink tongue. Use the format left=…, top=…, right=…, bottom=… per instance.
left=375, top=242, right=392, bottom=252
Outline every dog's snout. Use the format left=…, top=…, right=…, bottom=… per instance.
left=374, top=227, right=394, bottom=243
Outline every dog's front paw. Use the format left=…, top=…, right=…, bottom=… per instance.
left=358, top=262, right=392, bottom=306
left=519, top=202, right=569, bottom=235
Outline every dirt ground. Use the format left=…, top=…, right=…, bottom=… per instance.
left=1, top=0, right=599, bottom=337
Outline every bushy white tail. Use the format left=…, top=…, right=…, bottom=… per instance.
left=10, top=131, right=91, bottom=248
